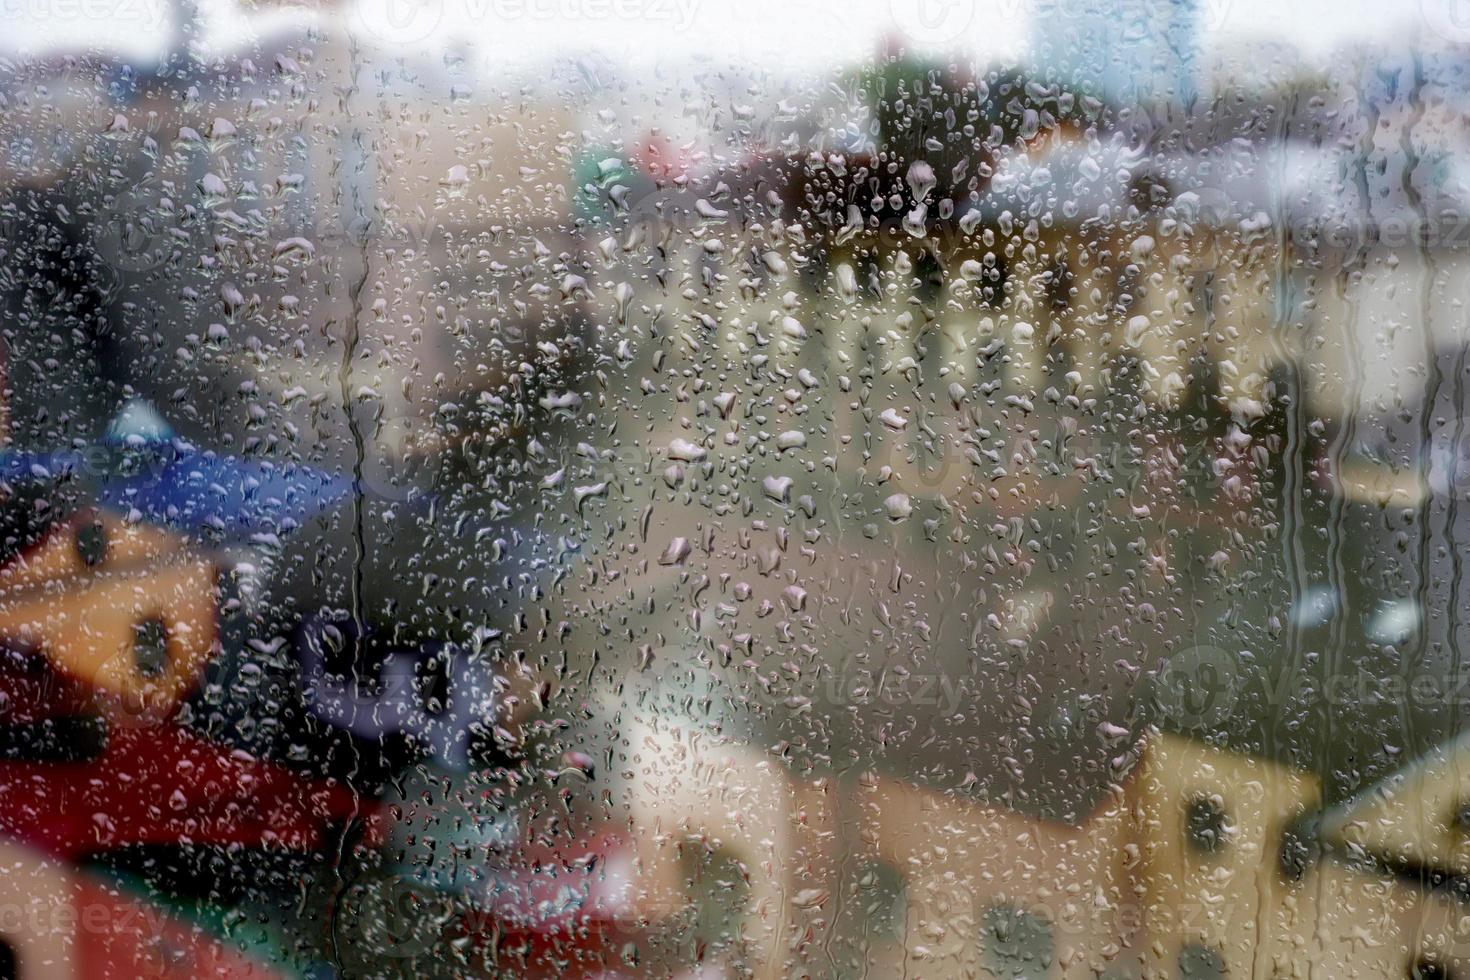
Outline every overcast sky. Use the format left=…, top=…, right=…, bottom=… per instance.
left=0, top=0, right=1445, bottom=70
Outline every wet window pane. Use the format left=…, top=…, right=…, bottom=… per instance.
left=2, top=0, right=1470, bottom=976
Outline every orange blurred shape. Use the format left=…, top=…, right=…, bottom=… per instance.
left=0, top=509, right=216, bottom=721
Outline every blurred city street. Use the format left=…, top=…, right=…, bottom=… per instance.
left=4, top=0, right=1470, bottom=976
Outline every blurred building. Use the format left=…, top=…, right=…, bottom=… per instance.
left=1029, top=0, right=1201, bottom=105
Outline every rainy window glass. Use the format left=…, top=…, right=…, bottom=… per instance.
left=5, top=0, right=1470, bottom=976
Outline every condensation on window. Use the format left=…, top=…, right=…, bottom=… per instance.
left=0, top=0, right=1469, bottom=977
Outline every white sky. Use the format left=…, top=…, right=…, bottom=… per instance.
left=0, top=0, right=1440, bottom=70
